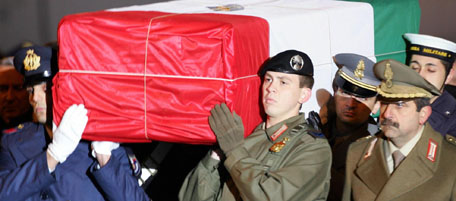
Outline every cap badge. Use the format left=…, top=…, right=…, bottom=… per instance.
left=23, top=49, right=41, bottom=71
left=354, top=59, right=365, bottom=79
left=384, top=62, right=393, bottom=88
left=290, top=55, right=304, bottom=71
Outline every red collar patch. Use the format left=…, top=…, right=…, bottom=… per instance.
left=426, top=138, right=438, bottom=162
left=2, top=124, right=23, bottom=135
left=270, top=124, right=288, bottom=141
left=2, top=128, right=17, bottom=135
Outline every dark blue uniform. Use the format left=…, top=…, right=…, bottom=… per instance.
left=0, top=122, right=149, bottom=201
left=429, top=90, right=456, bottom=137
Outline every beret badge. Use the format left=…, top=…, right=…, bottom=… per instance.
left=290, top=55, right=304, bottom=71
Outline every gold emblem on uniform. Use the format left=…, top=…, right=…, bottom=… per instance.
left=23, top=49, right=41, bottom=71
left=354, top=59, right=365, bottom=79
left=17, top=124, right=24, bottom=129
left=269, top=137, right=290, bottom=152
left=208, top=4, right=244, bottom=11
left=384, top=62, right=393, bottom=88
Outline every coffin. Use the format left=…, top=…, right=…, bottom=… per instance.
left=54, top=11, right=269, bottom=143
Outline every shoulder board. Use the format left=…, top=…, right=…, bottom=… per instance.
left=289, top=122, right=325, bottom=139
left=445, top=134, right=456, bottom=146
left=2, top=124, right=25, bottom=135
left=308, top=131, right=325, bottom=139
left=356, top=135, right=374, bottom=142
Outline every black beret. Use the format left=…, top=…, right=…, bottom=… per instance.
left=259, top=50, right=313, bottom=77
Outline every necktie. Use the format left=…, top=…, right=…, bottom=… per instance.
left=392, top=150, right=405, bottom=169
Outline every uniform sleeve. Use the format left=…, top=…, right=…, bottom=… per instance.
left=453, top=176, right=456, bottom=200
left=224, top=137, right=332, bottom=201
left=178, top=151, right=222, bottom=201
left=342, top=143, right=356, bottom=201
left=91, top=147, right=150, bottom=201
left=0, top=151, right=55, bottom=201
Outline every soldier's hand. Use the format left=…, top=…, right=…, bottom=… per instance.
left=92, top=141, right=120, bottom=156
left=92, top=141, right=119, bottom=167
left=47, top=104, right=88, bottom=163
left=208, top=103, right=244, bottom=156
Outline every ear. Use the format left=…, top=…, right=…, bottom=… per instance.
left=28, top=92, right=34, bottom=105
left=298, top=87, right=312, bottom=104
left=316, top=88, right=331, bottom=107
left=371, top=100, right=381, bottom=114
left=418, top=105, right=432, bottom=125
left=445, top=65, right=456, bottom=84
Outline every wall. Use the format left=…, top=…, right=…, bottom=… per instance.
left=0, top=0, right=165, bottom=56
left=420, top=0, right=456, bottom=42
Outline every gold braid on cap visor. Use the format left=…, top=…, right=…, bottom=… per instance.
left=338, top=70, right=377, bottom=91
left=376, top=82, right=433, bottom=98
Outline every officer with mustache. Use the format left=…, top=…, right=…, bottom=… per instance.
left=343, top=59, right=456, bottom=201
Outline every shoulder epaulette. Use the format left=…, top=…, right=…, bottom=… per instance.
left=308, top=131, right=325, bottom=139
left=356, top=135, right=374, bottom=142
left=290, top=122, right=325, bottom=139
left=445, top=134, right=456, bottom=146
left=2, top=124, right=25, bottom=135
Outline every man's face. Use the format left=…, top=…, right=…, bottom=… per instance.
left=262, top=71, right=309, bottom=120
left=28, top=82, right=49, bottom=124
left=379, top=100, right=425, bottom=146
left=334, top=88, right=376, bottom=126
left=0, top=68, right=30, bottom=123
left=410, top=54, right=446, bottom=90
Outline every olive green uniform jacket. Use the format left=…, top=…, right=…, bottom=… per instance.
left=343, top=123, right=456, bottom=201
left=179, top=114, right=331, bottom=201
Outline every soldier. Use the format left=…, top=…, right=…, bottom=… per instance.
left=323, top=53, right=380, bottom=201
left=343, top=59, right=456, bottom=201
left=179, top=50, right=331, bottom=201
left=0, top=46, right=149, bottom=201
left=403, top=33, right=456, bottom=136
left=0, top=59, right=31, bottom=130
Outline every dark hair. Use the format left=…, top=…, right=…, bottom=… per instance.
left=413, top=97, right=431, bottom=112
left=440, top=60, right=452, bottom=76
left=299, top=75, right=314, bottom=89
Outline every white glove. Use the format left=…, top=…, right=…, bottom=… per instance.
left=47, top=104, right=88, bottom=163
left=91, top=141, right=120, bottom=158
